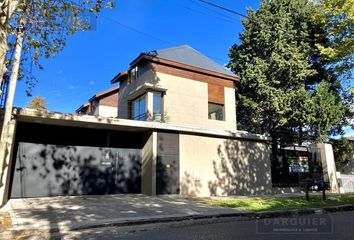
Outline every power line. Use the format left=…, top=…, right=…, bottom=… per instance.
left=196, top=0, right=247, bottom=18
left=101, top=16, right=229, bottom=63
left=170, top=0, right=237, bottom=24
left=102, top=16, right=175, bottom=46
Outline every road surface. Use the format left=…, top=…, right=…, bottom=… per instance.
left=50, top=211, right=354, bottom=240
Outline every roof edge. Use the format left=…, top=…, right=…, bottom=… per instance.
left=131, top=54, right=240, bottom=82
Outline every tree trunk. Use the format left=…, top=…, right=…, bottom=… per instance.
left=0, top=0, right=19, bottom=89
left=0, top=16, right=25, bottom=205
left=0, top=23, right=7, bottom=89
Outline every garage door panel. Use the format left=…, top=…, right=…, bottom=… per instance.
left=11, top=143, right=141, bottom=198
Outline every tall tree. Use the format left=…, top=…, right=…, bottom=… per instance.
left=27, top=96, right=47, bottom=111
left=228, top=0, right=350, bottom=146
left=0, top=0, right=115, bottom=205
left=313, top=0, right=354, bottom=77
left=330, top=137, right=353, bottom=170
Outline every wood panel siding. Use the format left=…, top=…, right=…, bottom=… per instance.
left=150, top=62, right=235, bottom=88
left=131, top=55, right=240, bottom=82
left=208, top=84, right=224, bottom=104
left=100, top=91, right=119, bottom=107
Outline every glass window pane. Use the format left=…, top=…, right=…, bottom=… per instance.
left=131, top=94, right=146, bottom=120
left=132, top=99, right=139, bottom=119
left=208, top=103, right=224, bottom=121
left=153, top=92, right=162, bottom=115
left=139, top=94, right=146, bottom=120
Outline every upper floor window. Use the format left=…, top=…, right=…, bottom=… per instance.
left=208, top=102, right=224, bottom=121
left=208, top=83, right=225, bottom=121
left=130, top=94, right=146, bottom=120
left=130, top=66, right=139, bottom=81
left=153, top=92, right=162, bottom=121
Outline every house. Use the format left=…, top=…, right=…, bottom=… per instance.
left=76, top=86, right=119, bottom=118
left=3, top=45, right=315, bottom=205
left=111, top=45, right=239, bottom=130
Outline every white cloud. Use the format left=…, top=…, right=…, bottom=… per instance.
left=89, top=80, right=95, bottom=85
left=69, top=86, right=75, bottom=90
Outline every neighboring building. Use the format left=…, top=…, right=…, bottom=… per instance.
left=339, top=136, right=354, bottom=174
left=76, top=86, right=119, bottom=118
left=111, top=45, right=240, bottom=131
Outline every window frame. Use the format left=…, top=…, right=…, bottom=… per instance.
left=129, top=93, right=147, bottom=121
left=208, top=102, right=225, bottom=121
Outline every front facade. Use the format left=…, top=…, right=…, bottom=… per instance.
left=112, top=45, right=239, bottom=131
left=5, top=109, right=272, bottom=200
left=1, top=45, right=337, bottom=205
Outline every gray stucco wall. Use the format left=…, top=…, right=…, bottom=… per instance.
left=179, top=134, right=273, bottom=197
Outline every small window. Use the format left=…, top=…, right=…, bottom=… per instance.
left=130, top=66, right=139, bottom=81
left=208, top=103, right=224, bottom=121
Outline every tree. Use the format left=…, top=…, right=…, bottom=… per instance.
left=27, top=96, right=47, bottom=111
left=0, top=0, right=19, bottom=89
left=228, top=0, right=351, bottom=146
left=331, top=137, right=353, bottom=170
left=3, top=0, right=115, bottom=95
left=0, top=0, right=115, bottom=205
left=313, top=0, right=354, bottom=77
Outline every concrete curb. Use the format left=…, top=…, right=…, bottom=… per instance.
left=5, top=204, right=354, bottom=235
left=45, top=204, right=354, bottom=233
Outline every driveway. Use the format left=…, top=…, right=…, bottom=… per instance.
left=0, top=194, right=246, bottom=237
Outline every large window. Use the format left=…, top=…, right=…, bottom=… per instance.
left=153, top=92, right=162, bottom=121
left=208, top=102, right=224, bottom=121
left=131, top=94, right=146, bottom=120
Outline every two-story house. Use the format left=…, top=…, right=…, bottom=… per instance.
left=4, top=45, right=273, bottom=203
left=111, top=45, right=239, bottom=131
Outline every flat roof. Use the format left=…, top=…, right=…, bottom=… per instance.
left=13, top=108, right=271, bottom=142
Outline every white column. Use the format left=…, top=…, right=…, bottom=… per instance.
left=146, top=91, right=154, bottom=121
left=311, top=143, right=339, bottom=193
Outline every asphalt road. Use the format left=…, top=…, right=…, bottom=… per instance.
left=51, top=211, right=354, bottom=240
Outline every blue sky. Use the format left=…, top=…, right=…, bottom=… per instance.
left=13, top=0, right=354, bottom=136
left=14, top=0, right=258, bottom=112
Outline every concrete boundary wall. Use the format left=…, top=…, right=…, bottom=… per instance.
left=179, top=133, right=272, bottom=197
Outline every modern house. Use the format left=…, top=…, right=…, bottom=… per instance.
left=76, top=86, right=119, bottom=118
left=111, top=45, right=239, bottom=130
left=0, top=45, right=338, bottom=206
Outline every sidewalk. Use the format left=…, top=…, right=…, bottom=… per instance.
left=0, top=194, right=247, bottom=238
left=1, top=194, right=354, bottom=239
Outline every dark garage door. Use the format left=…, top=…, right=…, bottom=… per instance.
left=10, top=122, right=143, bottom=198
left=156, top=132, right=179, bottom=194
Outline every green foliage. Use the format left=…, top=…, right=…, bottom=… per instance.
left=4, top=0, right=115, bottom=95
left=330, top=137, right=353, bottom=170
left=201, top=194, right=354, bottom=212
left=27, top=96, right=47, bottom=111
left=313, top=0, right=354, bottom=77
left=229, top=0, right=351, bottom=145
